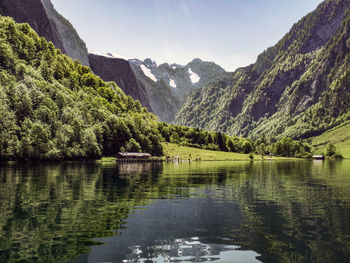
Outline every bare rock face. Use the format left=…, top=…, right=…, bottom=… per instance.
left=88, top=54, right=152, bottom=111
left=0, top=0, right=90, bottom=66
left=40, top=0, right=90, bottom=66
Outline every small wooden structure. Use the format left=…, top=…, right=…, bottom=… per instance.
left=312, top=155, right=325, bottom=160
left=116, top=152, right=157, bottom=162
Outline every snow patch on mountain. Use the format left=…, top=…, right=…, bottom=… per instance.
left=188, top=68, right=200, bottom=84
left=89, top=51, right=128, bottom=60
left=141, top=65, right=158, bottom=82
left=169, top=79, right=176, bottom=88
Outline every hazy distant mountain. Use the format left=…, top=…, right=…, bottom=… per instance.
left=129, top=58, right=227, bottom=122
left=176, top=0, right=350, bottom=140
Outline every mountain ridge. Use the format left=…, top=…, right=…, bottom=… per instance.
left=176, top=0, right=350, bottom=140
left=129, top=57, right=227, bottom=122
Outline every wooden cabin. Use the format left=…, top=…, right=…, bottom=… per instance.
left=312, top=155, right=325, bottom=160
left=117, top=152, right=152, bottom=160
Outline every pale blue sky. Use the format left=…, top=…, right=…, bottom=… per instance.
left=51, top=0, right=323, bottom=71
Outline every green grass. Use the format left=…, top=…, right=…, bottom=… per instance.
left=312, top=122, right=350, bottom=158
left=162, top=143, right=283, bottom=161
left=97, top=144, right=293, bottom=162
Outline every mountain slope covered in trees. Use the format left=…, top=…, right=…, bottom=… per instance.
left=0, top=16, right=163, bottom=160
left=176, top=0, right=350, bottom=140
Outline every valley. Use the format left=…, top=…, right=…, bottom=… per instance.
left=0, top=0, right=349, bottom=160
left=1, top=1, right=350, bottom=262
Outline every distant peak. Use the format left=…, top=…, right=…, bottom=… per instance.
left=144, top=58, right=157, bottom=67
left=191, top=58, right=203, bottom=63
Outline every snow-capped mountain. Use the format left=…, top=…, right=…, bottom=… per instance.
left=129, top=58, right=227, bottom=122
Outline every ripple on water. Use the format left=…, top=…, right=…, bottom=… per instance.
left=122, top=237, right=261, bottom=263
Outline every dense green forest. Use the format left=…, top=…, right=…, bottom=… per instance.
left=0, top=16, right=163, bottom=160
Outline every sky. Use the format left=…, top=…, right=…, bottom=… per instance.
left=51, top=0, right=324, bottom=71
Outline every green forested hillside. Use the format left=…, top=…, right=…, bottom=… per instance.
left=176, top=0, right=350, bottom=140
left=0, top=16, right=163, bottom=160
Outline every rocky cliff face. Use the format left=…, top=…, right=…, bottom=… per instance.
left=176, top=0, right=350, bottom=140
left=130, top=61, right=180, bottom=123
left=0, top=0, right=89, bottom=66
left=88, top=53, right=152, bottom=111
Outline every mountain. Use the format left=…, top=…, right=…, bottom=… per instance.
left=129, top=58, right=227, bottom=122
left=0, top=16, right=163, bottom=160
left=0, top=0, right=90, bottom=66
left=0, top=0, right=227, bottom=123
left=176, top=0, right=350, bottom=140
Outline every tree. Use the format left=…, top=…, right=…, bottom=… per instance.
left=216, top=132, right=226, bottom=151
left=326, top=143, right=337, bottom=157
left=226, top=139, right=235, bottom=152
left=257, top=143, right=267, bottom=157
left=126, top=138, right=141, bottom=152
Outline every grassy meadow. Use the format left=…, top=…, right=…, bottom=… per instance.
left=312, top=122, right=350, bottom=158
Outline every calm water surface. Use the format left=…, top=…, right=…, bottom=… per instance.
left=1, top=160, right=350, bottom=262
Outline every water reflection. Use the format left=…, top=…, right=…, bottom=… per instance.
left=123, top=237, right=260, bottom=263
left=0, top=161, right=350, bottom=262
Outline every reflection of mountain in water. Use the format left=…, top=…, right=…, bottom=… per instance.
left=124, top=237, right=260, bottom=263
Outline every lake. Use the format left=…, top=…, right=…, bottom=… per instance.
left=0, top=160, right=350, bottom=262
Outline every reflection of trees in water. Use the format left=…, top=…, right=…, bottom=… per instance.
left=225, top=161, right=350, bottom=263
left=0, top=163, right=164, bottom=263
left=0, top=161, right=349, bottom=262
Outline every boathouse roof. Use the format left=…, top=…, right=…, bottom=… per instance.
left=117, top=152, right=152, bottom=158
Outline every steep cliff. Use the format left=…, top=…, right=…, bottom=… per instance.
left=176, top=0, right=350, bottom=140
left=88, top=53, right=152, bottom=111
left=130, top=61, right=180, bottom=122
left=0, top=0, right=90, bottom=66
